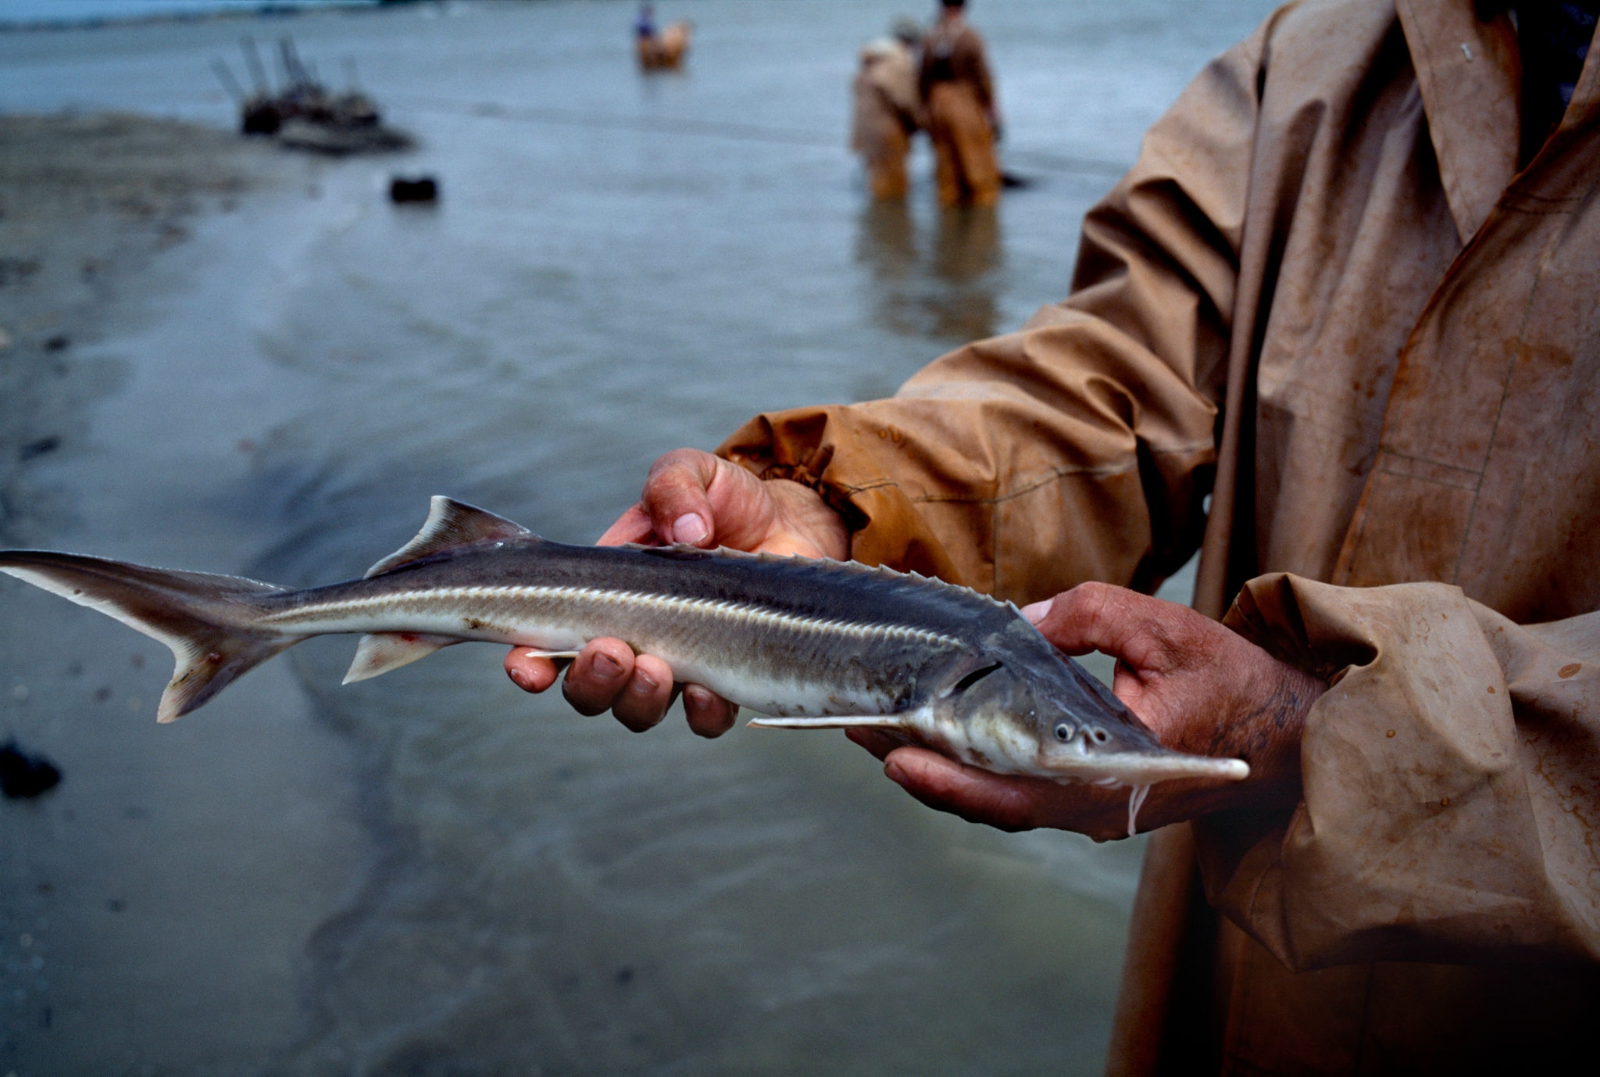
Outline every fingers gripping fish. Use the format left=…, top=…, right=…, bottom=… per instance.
left=0, top=497, right=1247, bottom=835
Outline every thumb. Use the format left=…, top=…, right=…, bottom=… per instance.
left=596, top=504, right=657, bottom=547
left=639, top=448, right=721, bottom=547
left=1023, top=582, right=1167, bottom=668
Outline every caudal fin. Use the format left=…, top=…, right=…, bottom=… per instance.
left=0, top=551, right=297, bottom=723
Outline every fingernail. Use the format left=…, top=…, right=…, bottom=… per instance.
left=593, top=653, right=622, bottom=680
left=1021, top=601, right=1050, bottom=624
left=508, top=668, right=533, bottom=690
left=673, top=513, right=709, bottom=546
left=632, top=668, right=658, bottom=693
left=884, top=759, right=907, bottom=786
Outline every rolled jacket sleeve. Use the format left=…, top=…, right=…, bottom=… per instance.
left=1202, top=573, right=1600, bottom=969
left=718, top=28, right=1269, bottom=603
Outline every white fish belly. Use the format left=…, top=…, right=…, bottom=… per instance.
left=269, top=589, right=919, bottom=719
left=660, top=655, right=897, bottom=718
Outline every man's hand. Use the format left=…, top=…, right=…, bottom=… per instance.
left=849, top=582, right=1326, bottom=840
left=592, top=447, right=847, bottom=558
left=504, top=448, right=847, bottom=736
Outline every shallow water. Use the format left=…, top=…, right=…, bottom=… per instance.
left=0, top=2, right=1275, bottom=1073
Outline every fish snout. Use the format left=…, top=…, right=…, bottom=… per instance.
left=1035, top=725, right=1252, bottom=785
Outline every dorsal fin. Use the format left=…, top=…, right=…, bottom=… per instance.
left=364, top=497, right=534, bottom=578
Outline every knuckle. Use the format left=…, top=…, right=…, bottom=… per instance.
left=650, top=448, right=711, bottom=487
left=1062, top=581, right=1113, bottom=619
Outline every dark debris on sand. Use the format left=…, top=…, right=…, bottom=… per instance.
left=1, top=739, right=62, bottom=799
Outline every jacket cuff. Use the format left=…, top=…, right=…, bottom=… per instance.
left=717, top=407, right=976, bottom=587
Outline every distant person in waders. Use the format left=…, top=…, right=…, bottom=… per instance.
left=851, top=21, right=924, bottom=200
left=919, top=0, right=1000, bottom=207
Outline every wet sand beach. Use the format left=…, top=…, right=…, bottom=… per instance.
left=0, top=112, right=282, bottom=546
left=0, top=3, right=1274, bottom=1073
left=0, top=112, right=366, bottom=1074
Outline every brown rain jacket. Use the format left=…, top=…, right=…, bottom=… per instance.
left=719, top=0, right=1600, bottom=1071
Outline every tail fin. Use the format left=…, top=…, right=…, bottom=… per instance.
left=0, top=551, right=297, bottom=723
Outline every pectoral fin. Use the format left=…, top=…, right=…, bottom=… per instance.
left=509, top=648, right=581, bottom=660
left=747, top=715, right=911, bottom=729
left=343, top=632, right=460, bottom=683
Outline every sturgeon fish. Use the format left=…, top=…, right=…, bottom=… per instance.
left=0, top=497, right=1247, bottom=834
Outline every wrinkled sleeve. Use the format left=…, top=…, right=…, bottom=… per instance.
left=719, top=30, right=1266, bottom=603
left=1203, top=573, right=1600, bottom=969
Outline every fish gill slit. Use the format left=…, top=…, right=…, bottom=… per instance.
left=260, top=584, right=965, bottom=647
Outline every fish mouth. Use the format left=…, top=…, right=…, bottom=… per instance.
left=1037, top=747, right=1250, bottom=786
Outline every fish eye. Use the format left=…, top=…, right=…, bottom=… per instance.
left=1090, top=727, right=1110, bottom=744
left=1053, top=722, right=1074, bottom=742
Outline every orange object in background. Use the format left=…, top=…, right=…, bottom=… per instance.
left=637, top=20, right=691, bottom=71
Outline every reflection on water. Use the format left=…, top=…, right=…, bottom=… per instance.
left=857, top=198, right=917, bottom=279
left=855, top=199, right=1003, bottom=343
left=933, top=204, right=1002, bottom=339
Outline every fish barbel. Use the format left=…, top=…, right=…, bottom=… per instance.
left=0, top=497, right=1247, bottom=834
